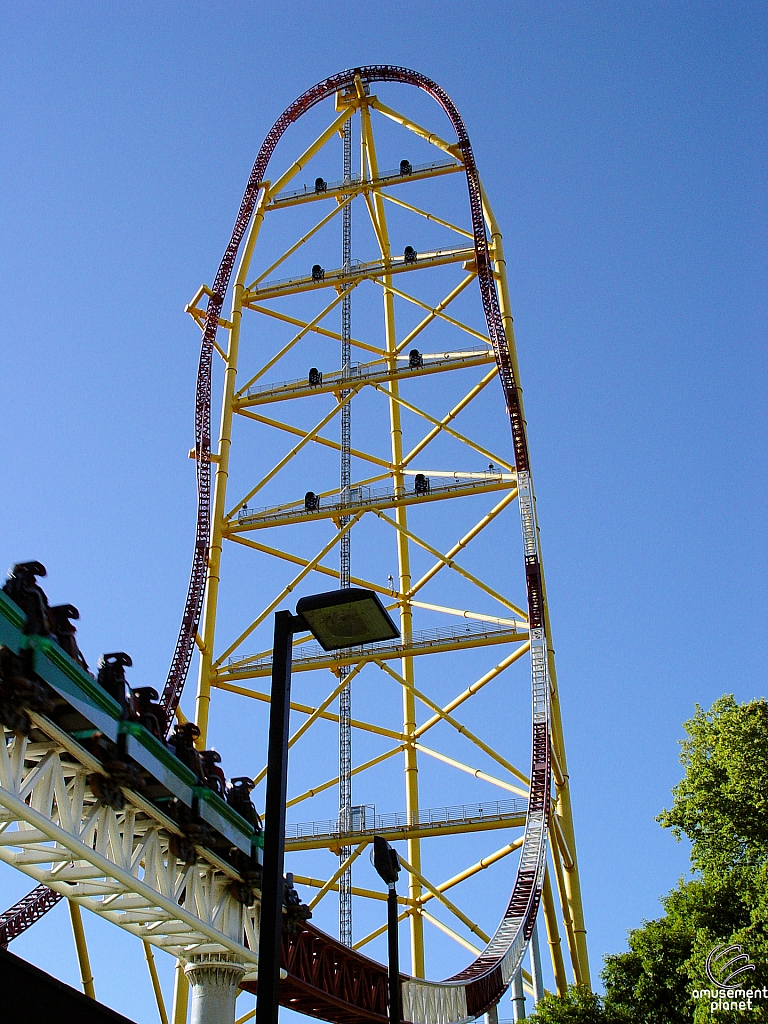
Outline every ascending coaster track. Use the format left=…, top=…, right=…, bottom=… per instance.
left=0, top=66, right=588, bottom=1023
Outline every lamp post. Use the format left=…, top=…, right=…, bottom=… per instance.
left=372, top=835, right=402, bottom=1024
left=256, top=589, right=399, bottom=1024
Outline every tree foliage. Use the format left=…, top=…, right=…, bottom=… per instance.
left=602, top=915, right=694, bottom=1023
left=527, top=985, right=619, bottom=1023
left=528, top=696, right=768, bottom=1023
left=657, top=695, right=768, bottom=876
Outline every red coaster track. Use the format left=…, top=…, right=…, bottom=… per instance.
left=162, top=66, right=552, bottom=1023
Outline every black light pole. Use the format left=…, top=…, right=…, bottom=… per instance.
left=256, top=609, right=301, bottom=1024
left=373, top=835, right=401, bottom=1024
left=256, top=590, right=399, bottom=1024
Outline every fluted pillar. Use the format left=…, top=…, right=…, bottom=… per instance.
left=185, top=953, right=246, bottom=1024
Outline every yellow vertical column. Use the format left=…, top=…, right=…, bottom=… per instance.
left=541, top=867, right=568, bottom=996
left=194, top=186, right=270, bottom=745
left=69, top=901, right=96, bottom=999
left=172, top=959, right=189, bottom=1024
left=359, top=91, right=425, bottom=978
left=481, top=188, right=590, bottom=988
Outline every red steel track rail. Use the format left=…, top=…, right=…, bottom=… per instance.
left=0, top=67, right=551, bottom=1024
left=164, top=67, right=553, bottom=1022
left=0, top=885, right=62, bottom=948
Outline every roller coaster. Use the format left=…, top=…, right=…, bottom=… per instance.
left=0, top=66, right=588, bottom=1023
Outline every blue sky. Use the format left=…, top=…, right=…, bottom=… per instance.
left=0, top=3, right=766, bottom=1022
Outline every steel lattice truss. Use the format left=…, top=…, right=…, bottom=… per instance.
left=0, top=715, right=257, bottom=970
left=183, top=65, right=590, bottom=1015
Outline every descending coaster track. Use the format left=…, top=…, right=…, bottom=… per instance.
left=168, top=64, right=584, bottom=1018
left=0, top=66, right=589, bottom=1023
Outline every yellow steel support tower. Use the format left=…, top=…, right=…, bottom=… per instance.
left=187, top=75, right=589, bottom=994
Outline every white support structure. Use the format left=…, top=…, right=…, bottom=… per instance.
left=0, top=716, right=259, bottom=977
left=186, top=953, right=246, bottom=1024
left=529, top=915, right=545, bottom=1006
left=484, top=1002, right=499, bottom=1024
left=511, top=968, right=526, bottom=1021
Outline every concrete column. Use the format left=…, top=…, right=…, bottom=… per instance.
left=511, top=968, right=526, bottom=1021
left=530, top=916, right=545, bottom=1007
left=484, top=1001, right=499, bottom=1024
left=185, top=953, right=245, bottom=1024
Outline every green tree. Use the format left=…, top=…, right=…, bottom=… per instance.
left=526, top=697, right=768, bottom=1023
left=602, top=914, right=695, bottom=1023
left=657, top=695, right=768, bottom=876
left=527, top=984, right=619, bottom=1023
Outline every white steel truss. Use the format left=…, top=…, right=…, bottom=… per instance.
left=0, top=714, right=258, bottom=976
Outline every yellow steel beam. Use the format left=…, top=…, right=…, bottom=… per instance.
left=236, top=347, right=495, bottom=409
left=374, top=509, right=524, bottom=618
left=307, top=842, right=369, bottom=910
left=543, top=864, right=568, bottom=996
left=291, top=874, right=416, bottom=906
left=228, top=475, right=514, bottom=534
left=551, top=811, right=575, bottom=870
left=284, top=812, right=526, bottom=852
left=420, top=910, right=481, bottom=956
left=144, top=941, right=170, bottom=1024
left=286, top=744, right=406, bottom=809
left=251, top=662, right=369, bottom=784
left=362, top=93, right=425, bottom=977
left=225, top=387, right=362, bottom=517
left=267, top=159, right=464, bottom=211
left=550, top=740, right=566, bottom=789
left=413, top=643, right=531, bottom=741
left=394, top=273, right=480, bottom=355
left=372, top=378, right=510, bottom=472
left=212, top=513, right=362, bottom=666
left=396, top=852, right=490, bottom=945
left=244, top=246, right=474, bottom=303
left=407, top=489, right=523, bottom=604
left=239, top=301, right=384, bottom=360
left=171, top=961, right=189, bottom=1024
left=380, top=190, right=473, bottom=239
left=549, top=832, right=582, bottom=986
left=376, top=660, right=529, bottom=789
left=69, top=900, right=95, bottom=999
left=211, top=678, right=405, bottom=743
left=247, top=192, right=353, bottom=290
left=185, top=282, right=235, bottom=335
left=363, top=189, right=388, bottom=255
left=226, top=533, right=394, bottom=601
left=238, top=283, right=361, bottom=395
left=374, top=276, right=492, bottom=347
left=401, top=367, right=508, bottom=469
left=235, top=407, right=392, bottom=470
left=267, top=106, right=354, bottom=200
left=414, top=743, right=527, bottom=797
left=353, top=909, right=408, bottom=950
left=369, top=97, right=463, bottom=160
left=432, top=836, right=524, bottom=894
left=408, top=599, right=520, bottom=627
left=218, top=627, right=524, bottom=681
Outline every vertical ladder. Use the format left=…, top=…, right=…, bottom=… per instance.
left=338, top=114, right=353, bottom=948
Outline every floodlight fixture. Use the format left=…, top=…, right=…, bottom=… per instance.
left=372, top=835, right=401, bottom=887
left=296, top=588, right=399, bottom=651
left=371, top=835, right=402, bottom=1024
